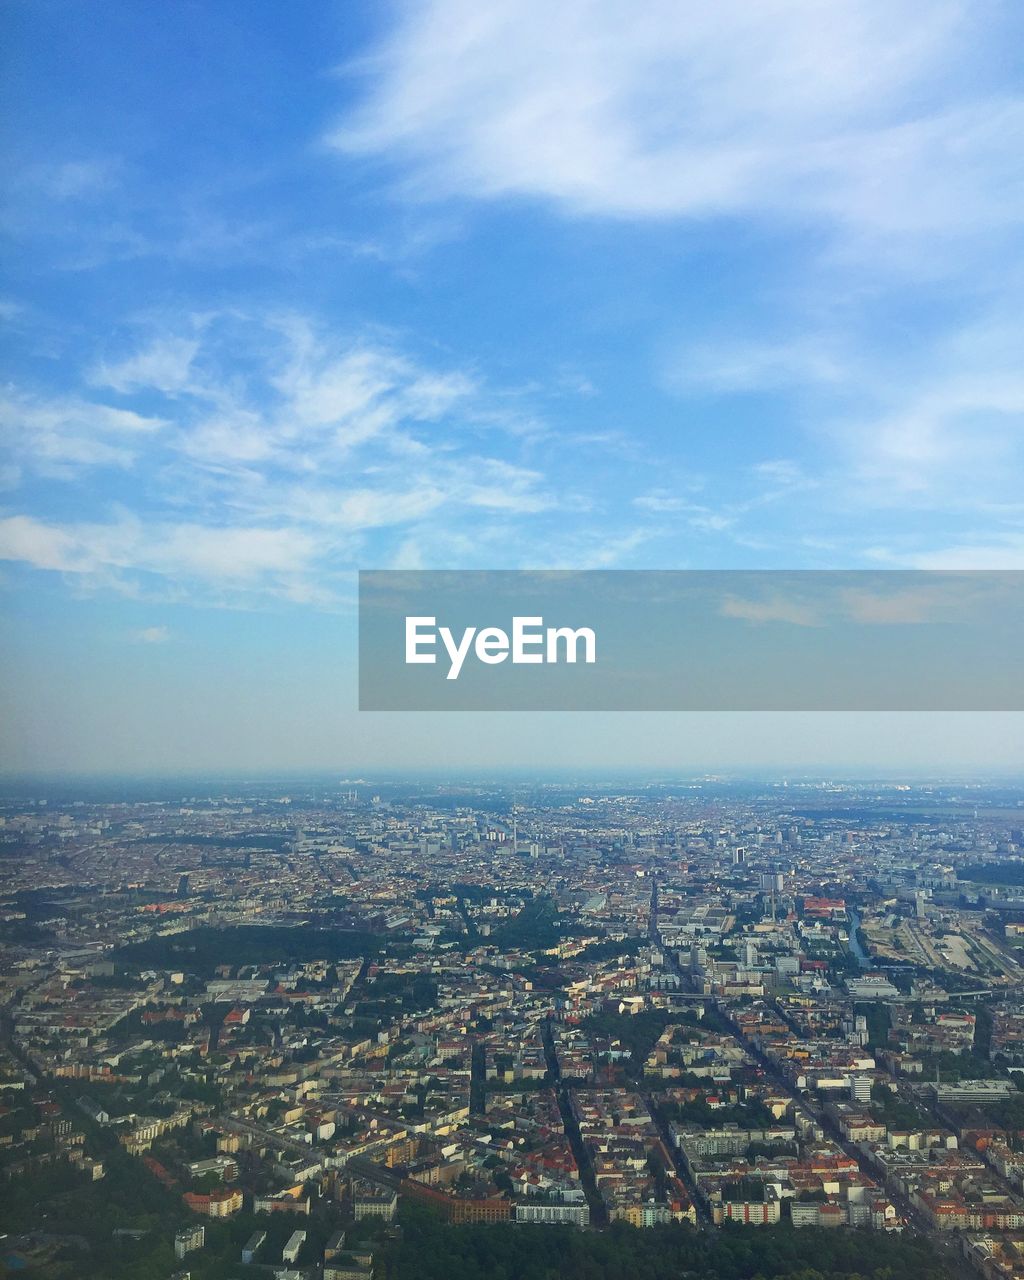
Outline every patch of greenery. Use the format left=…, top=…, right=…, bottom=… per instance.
left=581, top=1009, right=674, bottom=1078
left=957, top=862, right=1024, bottom=887
left=489, top=896, right=569, bottom=951
left=113, top=925, right=380, bottom=973
left=379, top=1200, right=950, bottom=1280
left=655, top=1097, right=775, bottom=1130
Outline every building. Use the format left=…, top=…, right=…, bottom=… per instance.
left=790, top=1200, right=849, bottom=1229
left=282, top=1229, right=307, bottom=1264
left=932, top=1081, right=1016, bottom=1106
left=846, top=975, right=901, bottom=1000
left=325, top=1255, right=374, bottom=1280
left=185, top=1155, right=237, bottom=1183
left=253, top=1187, right=310, bottom=1214
left=174, top=1223, right=204, bottom=1259
left=711, top=1186, right=783, bottom=1226
left=77, top=1096, right=110, bottom=1125
left=612, top=1201, right=693, bottom=1227
left=402, top=1177, right=512, bottom=1223
left=324, top=1229, right=348, bottom=1261
left=515, top=1199, right=591, bottom=1226
left=353, top=1183, right=398, bottom=1221
left=241, top=1230, right=266, bottom=1264
left=181, top=1187, right=243, bottom=1218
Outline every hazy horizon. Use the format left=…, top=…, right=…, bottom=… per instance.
left=3, top=708, right=1024, bottom=783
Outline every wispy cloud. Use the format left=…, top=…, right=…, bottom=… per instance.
left=0, top=312, right=598, bottom=600
left=131, top=625, right=170, bottom=644
left=633, top=492, right=736, bottom=535
left=3, top=4, right=1022, bottom=608
left=631, top=461, right=818, bottom=550
left=92, top=336, right=201, bottom=395
left=0, top=392, right=166, bottom=478
left=28, top=159, right=119, bottom=202
left=327, top=1, right=1023, bottom=559
left=666, top=338, right=844, bottom=395
left=720, top=594, right=821, bottom=627
left=330, top=0, right=1020, bottom=249
left=0, top=514, right=321, bottom=589
left=905, top=537, right=1024, bottom=571
left=827, top=316, right=1024, bottom=506
left=659, top=305, right=1024, bottom=533
left=840, top=585, right=961, bottom=625
left=719, top=580, right=1004, bottom=628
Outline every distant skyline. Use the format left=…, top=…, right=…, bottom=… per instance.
left=2, top=2, right=1023, bottom=774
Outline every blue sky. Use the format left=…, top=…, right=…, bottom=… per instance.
left=2, top=0, right=1023, bottom=774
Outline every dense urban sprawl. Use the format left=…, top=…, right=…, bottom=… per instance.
left=2, top=776, right=1024, bottom=1279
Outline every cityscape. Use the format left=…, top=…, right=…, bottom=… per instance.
left=3, top=774, right=1024, bottom=1279
left=5, top=2, right=1024, bottom=1278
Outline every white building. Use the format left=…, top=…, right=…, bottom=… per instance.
left=282, top=1230, right=306, bottom=1265
left=174, top=1223, right=204, bottom=1259
left=515, top=1200, right=591, bottom=1226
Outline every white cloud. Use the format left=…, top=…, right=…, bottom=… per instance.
left=152, top=524, right=319, bottom=581
left=909, top=538, right=1024, bottom=570
left=840, top=586, right=956, bottom=625
left=667, top=338, right=844, bottom=394
left=32, top=159, right=117, bottom=202
left=0, top=311, right=579, bottom=598
left=633, top=492, right=737, bottom=535
left=0, top=392, right=166, bottom=478
left=451, top=459, right=552, bottom=513
left=539, top=528, right=652, bottom=570
left=720, top=594, right=820, bottom=626
left=276, top=346, right=406, bottom=431
left=93, top=337, right=200, bottom=394
left=0, top=514, right=318, bottom=586
left=828, top=336, right=1024, bottom=504
left=132, top=625, right=170, bottom=644
left=331, top=0, right=1019, bottom=242
left=661, top=308, right=1024, bottom=520
left=0, top=515, right=90, bottom=573
left=182, top=409, right=280, bottom=465
left=285, top=484, right=447, bottom=530
left=753, top=460, right=808, bottom=486
left=327, top=2, right=1023, bottom=574
left=633, top=493, right=688, bottom=514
